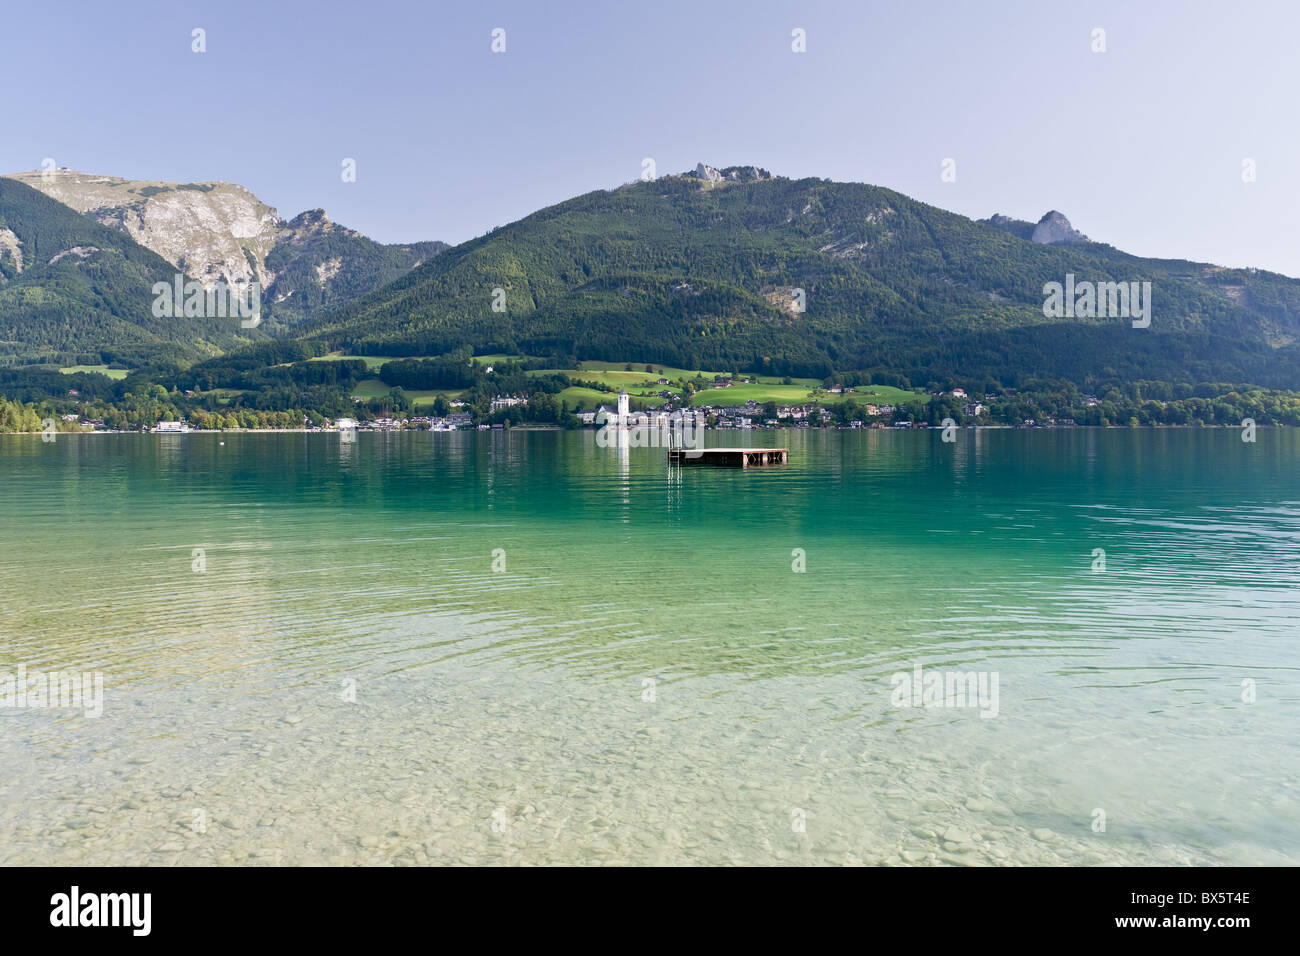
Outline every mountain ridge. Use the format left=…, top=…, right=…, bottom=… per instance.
left=2, top=169, right=448, bottom=331
left=293, top=166, right=1300, bottom=388
left=4, top=163, right=1300, bottom=392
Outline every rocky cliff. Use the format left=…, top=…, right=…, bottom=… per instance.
left=3, top=169, right=446, bottom=324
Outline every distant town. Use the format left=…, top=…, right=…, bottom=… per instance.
left=91, top=385, right=1093, bottom=434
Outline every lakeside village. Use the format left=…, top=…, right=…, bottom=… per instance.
left=16, top=355, right=1294, bottom=435
left=82, top=386, right=1077, bottom=435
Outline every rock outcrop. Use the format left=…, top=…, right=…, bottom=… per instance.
left=3, top=169, right=446, bottom=320
left=981, top=210, right=1090, bottom=245
left=1030, top=210, right=1089, bottom=245
left=694, top=163, right=724, bottom=183
left=690, top=163, right=771, bottom=183
left=0, top=226, right=23, bottom=276
left=6, top=170, right=279, bottom=288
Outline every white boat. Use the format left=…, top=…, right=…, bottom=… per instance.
left=153, top=421, right=191, bottom=434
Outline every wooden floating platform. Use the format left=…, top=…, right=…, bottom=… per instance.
left=668, top=447, right=788, bottom=468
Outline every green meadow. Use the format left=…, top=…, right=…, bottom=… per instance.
left=347, top=377, right=464, bottom=408
left=59, top=365, right=129, bottom=380
left=689, top=383, right=922, bottom=408
left=240, top=352, right=926, bottom=412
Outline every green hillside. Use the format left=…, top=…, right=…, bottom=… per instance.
left=0, top=178, right=251, bottom=366
left=298, top=171, right=1300, bottom=389
left=261, top=211, right=447, bottom=328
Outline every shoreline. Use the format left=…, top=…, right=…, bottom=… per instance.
left=0, top=423, right=1281, bottom=436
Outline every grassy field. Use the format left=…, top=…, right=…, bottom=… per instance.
left=310, top=353, right=547, bottom=373
left=307, top=353, right=924, bottom=411
left=563, top=359, right=821, bottom=388
left=556, top=386, right=622, bottom=408
left=526, top=360, right=826, bottom=409
left=308, top=354, right=399, bottom=371
left=59, top=365, right=129, bottom=380
left=473, top=353, right=545, bottom=365
left=690, top=383, right=922, bottom=408
left=348, top=377, right=464, bottom=408
left=529, top=360, right=924, bottom=410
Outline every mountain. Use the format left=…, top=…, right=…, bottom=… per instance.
left=6, top=162, right=1300, bottom=392
left=0, top=177, right=248, bottom=366
left=3, top=169, right=447, bottom=329
left=297, top=165, right=1300, bottom=388
left=262, top=208, right=446, bottom=323
left=981, top=210, right=1090, bottom=245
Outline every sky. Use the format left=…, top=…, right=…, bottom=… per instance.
left=4, top=0, right=1298, bottom=275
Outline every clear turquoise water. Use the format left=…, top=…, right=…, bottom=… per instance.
left=1, top=429, right=1297, bottom=865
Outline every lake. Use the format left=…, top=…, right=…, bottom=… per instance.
left=1, top=429, right=1297, bottom=865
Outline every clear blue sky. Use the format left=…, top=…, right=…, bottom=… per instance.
left=5, top=0, right=1298, bottom=275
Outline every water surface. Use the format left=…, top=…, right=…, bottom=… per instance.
left=1, top=429, right=1297, bottom=865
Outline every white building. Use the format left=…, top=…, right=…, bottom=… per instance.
left=335, top=418, right=358, bottom=430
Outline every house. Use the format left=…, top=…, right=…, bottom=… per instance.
left=952, top=388, right=967, bottom=398
left=625, top=411, right=658, bottom=428
left=656, top=378, right=669, bottom=385
left=962, top=402, right=986, bottom=417
left=490, top=396, right=525, bottom=412
left=576, top=410, right=596, bottom=425
left=828, top=385, right=843, bottom=394
left=448, top=413, right=474, bottom=428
